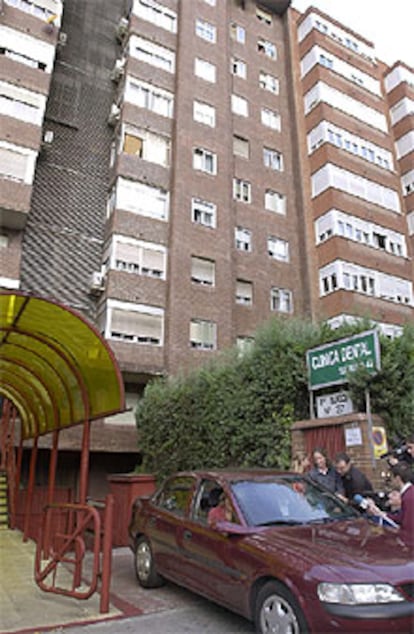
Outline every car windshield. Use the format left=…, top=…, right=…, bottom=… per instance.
left=231, top=476, right=357, bottom=527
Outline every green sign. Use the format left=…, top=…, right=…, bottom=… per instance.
left=307, top=330, right=380, bottom=390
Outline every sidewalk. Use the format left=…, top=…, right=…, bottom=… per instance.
left=1, top=529, right=233, bottom=634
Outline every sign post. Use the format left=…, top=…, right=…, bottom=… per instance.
left=306, top=331, right=381, bottom=467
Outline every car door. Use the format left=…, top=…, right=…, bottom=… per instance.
left=148, top=475, right=196, bottom=581
left=176, top=478, right=248, bottom=611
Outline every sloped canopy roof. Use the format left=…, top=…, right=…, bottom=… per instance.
left=0, top=292, right=125, bottom=440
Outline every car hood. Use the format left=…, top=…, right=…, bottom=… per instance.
left=248, top=519, right=414, bottom=584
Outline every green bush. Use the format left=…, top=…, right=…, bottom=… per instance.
left=136, top=317, right=414, bottom=481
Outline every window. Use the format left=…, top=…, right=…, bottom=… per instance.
left=235, top=227, right=251, bottom=251
left=112, top=237, right=166, bottom=279
left=122, top=127, right=170, bottom=167
left=256, top=7, right=272, bottom=25
left=155, top=476, right=195, bottom=515
left=193, top=147, right=217, bottom=174
left=190, top=319, right=216, bottom=350
left=129, top=35, right=175, bottom=73
left=236, top=280, right=253, bottom=306
left=311, top=163, right=401, bottom=212
left=203, top=0, right=216, bottom=5
left=0, top=81, right=45, bottom=125
left=0, top=25, right=54, bottom=73
left=0, top=141, right=36, bottom=184
left=271, top=288, right=292, bottom=313
left=236, top=336, right=254, bottom=354
left=263, top=147, right=283, bottom=171
left=268, top=236, right=289, bottom=262
left=231, top=57, right=247, bottom=79
left=194, top=57, right=216, bottom=83
left=195, top=19, right=216, bottom=43
left=191, top=197, right=216, bottom=228
left=230, top=23, right=245, bottom=44
left=259, top=71, right=279, bottom=94
left=265, top=190, right=286, bottom=214
left=133, top=0, right=177, bottom=33
left=193, top=100, right=216, bottom=127
left=261, top=108, right=281, bottom=131
left=232, top=94, right=248, bottom=117
left=4, top=0, right=59, bottom=23
left=108, top=302, right=164, bottom=345
left=191, top=256, right=215, bottom=286
left=233, top=178, right=251, bottom=203
left=257, top=39, right=277, bottom=59
left=126, top=77, right=173, bottom=117
left=110, top=178, right=169, bottom=221
left=233, top=135, right=249, bottom=159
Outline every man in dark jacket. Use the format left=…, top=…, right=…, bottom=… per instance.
left=334, top=452, right=373, bottom=501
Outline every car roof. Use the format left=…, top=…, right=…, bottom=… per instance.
left=171, top=468, right=295, bottom=482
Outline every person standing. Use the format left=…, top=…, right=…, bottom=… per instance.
left=367, top=462, right=414, bottom=545
left=334, top=452, right=373, bottom=501
left=308, top=447, right=344, bottom=496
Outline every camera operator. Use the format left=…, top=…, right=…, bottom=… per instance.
left=384, top=434, right=414, bottom=482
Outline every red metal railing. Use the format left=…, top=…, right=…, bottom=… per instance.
left=35, top=495, right=114, bottom=613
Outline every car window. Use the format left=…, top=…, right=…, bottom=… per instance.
left=231, top=476, right=357, bottom=526
left=155, top=476, right=195, bottom=517
left=192, top=479, right=240, bottom=526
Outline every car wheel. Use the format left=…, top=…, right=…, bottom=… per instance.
left=254, top=581, right=308, bottom=634
left=134, top=536, right=164, bottom=588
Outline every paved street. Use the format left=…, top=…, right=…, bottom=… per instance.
left=53, top=547, right=254, bottom=634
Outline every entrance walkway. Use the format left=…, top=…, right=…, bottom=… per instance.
left=0, top=529, right=122, bottom=633
left=0, top=529, right=216, bottom=634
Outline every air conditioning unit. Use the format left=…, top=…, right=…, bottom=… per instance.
left=43, top=130, right=54, bottom=144
left=116, top=17, right=128, bottom=42
left=110, top=57, right=126, bottom=82
left=58, top=31, right=68, bottom=47
left=108, top=103, right=120, bottom=126
left=89, top=271, right=105, bottom=294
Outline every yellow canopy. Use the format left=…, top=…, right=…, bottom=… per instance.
left=0, top=292, right=125, bottom=440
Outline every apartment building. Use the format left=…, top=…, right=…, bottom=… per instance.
left=292, top=7, right=414, bottom=338
left=0, top=0, right=413, bottom=488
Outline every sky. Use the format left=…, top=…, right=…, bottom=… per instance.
left=291, top=0, right=413, bottom=68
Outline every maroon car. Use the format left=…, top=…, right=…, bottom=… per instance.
left=128, top=469, right=414, bottom=633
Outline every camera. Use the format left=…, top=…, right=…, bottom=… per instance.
left=379, top=440, right=408, bottom=461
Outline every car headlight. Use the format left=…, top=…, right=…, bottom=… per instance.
left=318, top=583, right=404, bottom=605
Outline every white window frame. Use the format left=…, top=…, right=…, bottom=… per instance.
left=263, top=147, right=283, bottom=171
left=233, top=135, right=249, bottom=159
left=191, top=197, right=217, bottom=228
left=231, top=57, right=247, bottom=79
left=191, top=256, right=215, bottom=286
left=236, top=279, right=253, bottom=306
left=190, top=319, right=216, bottom=350
left=230, top=22, right=245, bottom=44
left=235, top=227, right=252, bottom=252
left=231, top=94, right=249, bottom=117
left=257, top=38, right=277, bottom=59
left=268, top=236, right=289, bottom=262
left=125, top=76, right=174, bottom=118
left=109, top=235, right=167, bottom=280
left=265, top=190, right=286, bottom=214
left=233, top=178, right=251, bottom=203
left=270, top=288, right=293, bottom=313
left=193, top=147, right=217, bottom=175
left=128, top=35, right=175, bottom=73
left=193, top=100, right=216, bottom=127
left=261, top=107, right=281, bottom=131
left=259, top=71, right=279, bottom=94
left=105, top=299, right=164, bottom=346
left=194, top=57, right=216, bottom=83
left=195, top=19, right=216, bottom=43
left=133, top=0, right=177, bottom=33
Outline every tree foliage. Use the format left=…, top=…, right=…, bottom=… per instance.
left=136, top=317, right=414, bottom=481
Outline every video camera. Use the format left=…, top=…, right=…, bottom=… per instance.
left=379, top=439, right=408, bottom=461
